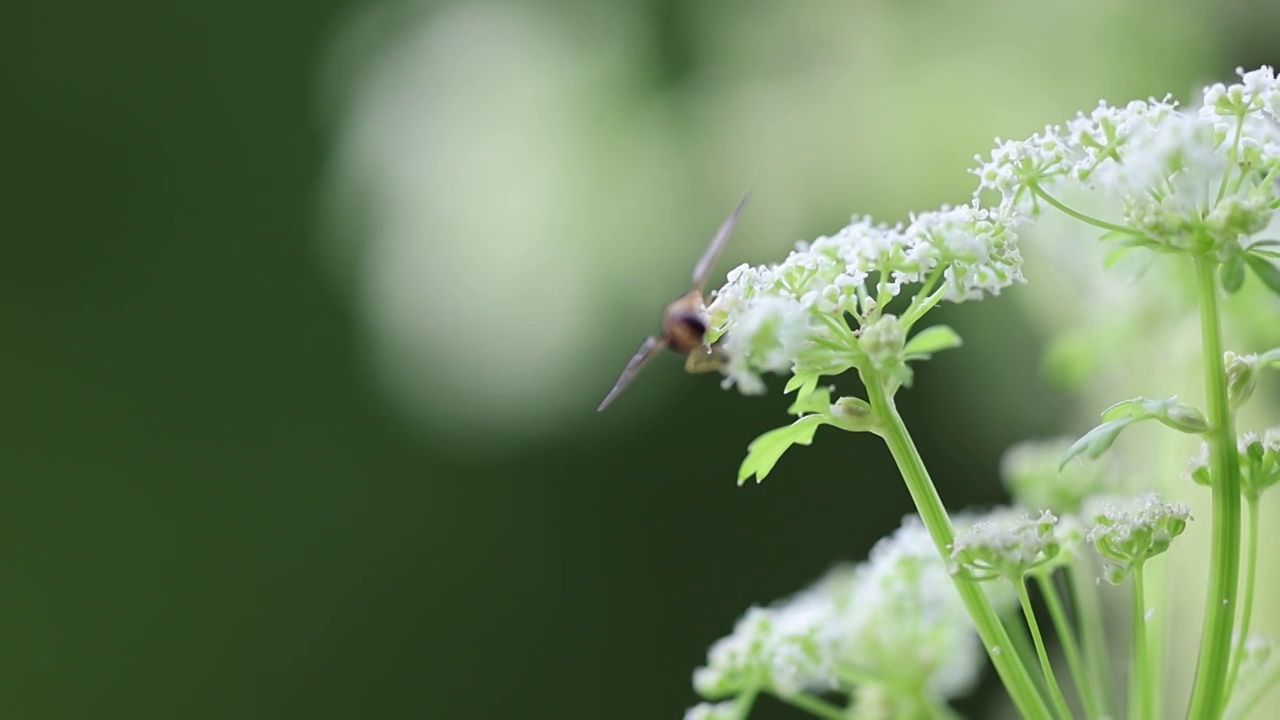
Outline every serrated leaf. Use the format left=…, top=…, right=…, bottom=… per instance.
left=1221, top=254, right=1246, bottom=294
left=1247, top=239, right=1280, bottom=250
left=1060, top=417, right=1137, bottom=469
left=1246, top=255, right=1280, bottom=295
left=737, top=415, right=827, bottom=485
left=903, top=325, right=963, bottom=359
left=784, top=372, right=820, bottom=399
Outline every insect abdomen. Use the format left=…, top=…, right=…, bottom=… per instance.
left=666, top=313, right=706, bottom=353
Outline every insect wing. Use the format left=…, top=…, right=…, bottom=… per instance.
left=690, top=191, right=751, bottom=293
left=597, top=336, right=667, bottom=411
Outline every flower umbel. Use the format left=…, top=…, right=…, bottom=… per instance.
left=706, top=201, right=1022, bottom=395
left=949, top=510, right=1062, bottom=582
left=974, top=67, right=1280, bottom=263
left=1086, top=494, right=1192, bottom=584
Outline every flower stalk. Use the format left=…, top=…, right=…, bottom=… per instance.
left=865, top=370, right=1053, bottom=719
left=1186, top=255, right=1242, bottom=718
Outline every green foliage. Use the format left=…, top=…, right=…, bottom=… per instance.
left=1062, top=396, right=1210, bottom=469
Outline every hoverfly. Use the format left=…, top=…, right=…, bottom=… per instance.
left=597, top=191, right=750, bottom=411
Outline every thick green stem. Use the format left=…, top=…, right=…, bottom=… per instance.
left=1017, top=581, right=1074, bottom=719
left=1131, top=564, right=1154, bottom=720
left=1036, top=572, right=1102, bottom=719
left=1223, top=497, right=1260, bottom=703
left=865, top=374, right=1053, bottom=719
left=1186, top=255, right=1243, bottom=719
left=1070, top=562, right=1116, bottom=716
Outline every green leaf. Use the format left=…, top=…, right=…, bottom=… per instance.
left=1246, top=255, right=1280, bottom=295
left=1221, top=253, right=1246, bottom=294
left=1060, top=417, right=1138, bottom=469
left=737, top=415, right=827, bottom=485
left=1103, top=244, right=1141, bottom=269
left=1246, top=239, right=1280, bottom=259
left=1100, top=397, right=1149, bottom=422
left=784, top=372, right=820, bottom=399
left=902, top=325, right=963, bottom=359
left=786, top=386, right=832, bottom=416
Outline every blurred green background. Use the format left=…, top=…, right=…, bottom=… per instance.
left=3, top=1, right=1278, bottom=718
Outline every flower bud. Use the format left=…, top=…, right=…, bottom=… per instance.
left=1160, top=401, right=1211, bottom=434
left=1240, top=427, right=1280, bottom=500
left=1185, top=443, right=1211, bottom=487
left=1226, top=351, right=1259, bottom=410
left=858, top=314, right=906, bottom=370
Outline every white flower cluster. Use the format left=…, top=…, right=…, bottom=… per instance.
left=1086, top=493, right=1192, bottom=583
left=692, top=573, right=848, bottom=700
left=688, top=516, right=1013, bottom=715
left=706, top=202, right=1024, bottom=394
left=973, top=66, right=1280, bottom=254
left=949, top=509, right=1064, bottom=581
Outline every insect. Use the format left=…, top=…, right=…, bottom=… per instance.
left=597, top=191, right=750, bottom=411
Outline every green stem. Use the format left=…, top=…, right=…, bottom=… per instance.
left=1029, top=185, right=1142, bottom=236
left=1017, top=581, right=1074, bottom=719
left=1005, top=610, right=1051, bottom=700
left=1130, top=564, right=1154, bottom=720
left=778, top=691, right=846, bottom=720
left=1069, top=562, right=1116, bottom=716
left=865, top=373, right=1054, bottom=719
left=1186, top=254, right=1243, bottom=719
left=1035, top=573, right=1102, bottom=719
left=1223, top=497, right=1260, bottom=703
left=1215, top=112, right=1246, bottom=205
left=901, top=286, right=946, bottom=329
left=733, top=685, right=760, bottom=720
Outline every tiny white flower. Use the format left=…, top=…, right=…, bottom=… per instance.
left=949, top=509, right=1062, bottom=581
left=1086, top=493, right=1192, bottom=583
left=707, top=200, right=1023, bottom=394
left=973, top=67, right=1280, bottom=257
